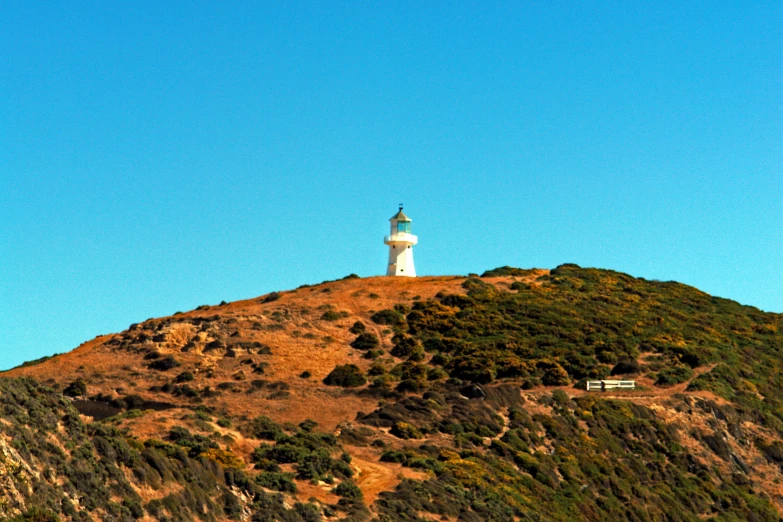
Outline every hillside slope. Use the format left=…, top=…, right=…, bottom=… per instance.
left=2, top=265, right=782, bottom=521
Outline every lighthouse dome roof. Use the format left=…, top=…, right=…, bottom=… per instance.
left=390, top=209, right=411, bottom=222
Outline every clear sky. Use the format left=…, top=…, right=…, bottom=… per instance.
left=1, top=2, right=781, bottom=371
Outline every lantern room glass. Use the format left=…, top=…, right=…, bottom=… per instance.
left=397, top=221, right=411, bottom=233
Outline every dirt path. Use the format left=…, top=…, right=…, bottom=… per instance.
left=289, top=445, right=428, bottom=506
left=520, top=364, right=727, bottom=404
left=348, top=446, right=428, bottom=504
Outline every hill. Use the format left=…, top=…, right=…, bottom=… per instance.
left=1, top=265, right=781, bottom=521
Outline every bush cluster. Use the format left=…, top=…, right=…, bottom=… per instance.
left=349, top=321, right=366, bottom=334
left=374, top=394, right=782, bottom=521
left=0, top=378, right=333, bottom=522
left=371, top=309, right=405, bottom=326
left=248, top=415, right=357, bottom=497
left=320, top=310, right=348, bottom=321
left=147, top=355, right=180, bottom=371
left=350, top=332, right=379, bottom=350
left=323, top=364, right=366, bottom=388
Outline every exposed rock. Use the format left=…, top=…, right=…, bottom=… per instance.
left=0, top=437, right=35, bottom=517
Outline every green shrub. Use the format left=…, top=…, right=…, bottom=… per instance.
left=334, top=479, right=363, bottom=500
left=461, top=277, right=496, bottom=295
left=368, top=362, right=387, bottom=376
left=320, top=310, right=342, bottom=321
left=148, top=355, right=180, bottom=371
left=323, top=365, right=366, bottom=388
left=175, top=371, right=195, bottom=383
left=390, top=336, right=421, bottom=358
left=406, top=348, right=425, bottom=362
left=168, top=426, right=219, bottom=457
left=245, top=415, right=284, bottom=440
left=262, top=292, right=280, bottom=303
left=256, top=471, right=297, bottom=492
left=394, top=303, right=412, bottom=315
left=447, top=357, right=496, bottom=384
left=551, top=389, right=570, bottom=405
left=610, top=358, right=641, bottom=375
left=298, top=419, right=318, bottom=432
left=350, top=332, right=379, bottom=350
left=481, top=266, right=538, bottom=277
left=759, top=440, right=783, bottom=466
left=396, top=378, right=426, bottom=393
left=390, top=422, right=423, bottom=439
left=349, top=321, right=366, bottom=334
left=370, top=375, right=396, bottom=389
left=427, top=367, right=448, bottom=381
left=63, top=379, right=87, bottom=397
left=7, top=508, right=61, bottom=522
left=541, top=364, right=570, bottom=386
left=655, top=365, right=693, bottom=387
left=370, top=309, right=405, bottom=326
left=363, top=349, right=384, bottom=360
left=122, top=498, right=144, bottom=519
left=390, top=361, right=428, bottom=381
left=294, top=503, right=322, bottom=522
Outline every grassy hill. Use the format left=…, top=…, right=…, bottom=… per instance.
left=2, top=265, right=781, bottom=521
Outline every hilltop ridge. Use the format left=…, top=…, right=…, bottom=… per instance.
left=2, top=265, right=781, bottom=521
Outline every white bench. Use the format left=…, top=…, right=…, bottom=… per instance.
left=586, top=380, right=636, bottom=391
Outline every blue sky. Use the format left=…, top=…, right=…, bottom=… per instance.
left=1, top=2, right=781, bottom=370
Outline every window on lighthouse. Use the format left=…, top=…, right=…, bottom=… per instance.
left=397, top=221, right=411, bottom=233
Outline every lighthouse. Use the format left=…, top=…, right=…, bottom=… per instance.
left=384, top=205, right=417, bottom=277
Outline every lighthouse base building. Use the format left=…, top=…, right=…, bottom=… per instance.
left=384, top=207, right=417, bottom=277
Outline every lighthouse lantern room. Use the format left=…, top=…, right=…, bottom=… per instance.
left=384, top=205, right=417, bottom=277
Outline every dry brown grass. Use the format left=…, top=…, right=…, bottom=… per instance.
left=5, top=276, right=469, bottom=432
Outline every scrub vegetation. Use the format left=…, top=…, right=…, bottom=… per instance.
left=0, top=378, right=333, bottom=521
left=357, top=264, right=783, bottom=520
left=387, top=264, right=781, bottom=429
left=1, top=264, right=780, bottom=521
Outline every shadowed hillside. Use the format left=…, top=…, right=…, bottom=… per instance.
left=2, top=265, right=781, bottom=521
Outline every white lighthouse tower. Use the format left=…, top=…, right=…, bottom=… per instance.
left=384, top=205, right=417, bottom=277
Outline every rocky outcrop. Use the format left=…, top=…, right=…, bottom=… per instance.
left=0, top=436, right=35, bottom=517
